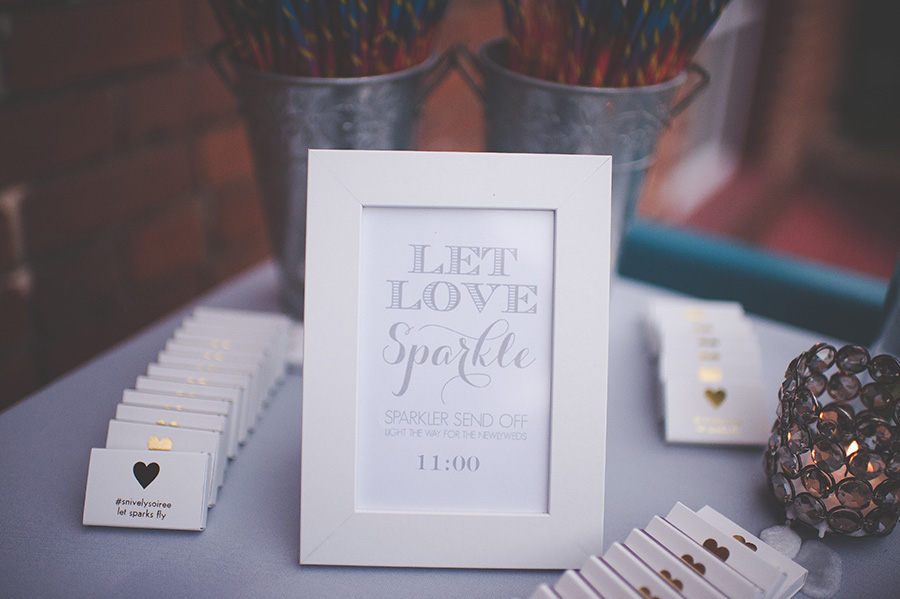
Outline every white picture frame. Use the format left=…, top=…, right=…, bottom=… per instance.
left=300, top=150, right=611, bottom=569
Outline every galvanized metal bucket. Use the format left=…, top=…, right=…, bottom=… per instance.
left=213, top=47, right=453, bottom=317
left=457, top=39, right=708, bottom=267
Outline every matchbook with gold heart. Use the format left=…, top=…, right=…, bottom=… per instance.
left=646, top=298, right=770, bottom=446
left=530, top=503, right=806, bottom=599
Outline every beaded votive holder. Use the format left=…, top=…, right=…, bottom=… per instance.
left=764, top=343, right=900, bottom=537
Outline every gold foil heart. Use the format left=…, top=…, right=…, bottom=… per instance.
left=683, top=308, right=707, bottom=322
left=659, top=570, right=684, bottom=591
left=705, top=388, right=727, bottom=407
left=702, top=538, right=730, bottom=561
left=639, top=587, right=659, bottom=599
left=698, top=365, right=723, bottom=382
left=148, top=436, right=173, bottom=451
left=733, top=534, right=758, bottom=551
left=681, top=554, right=706, bottom=575
left=692, top=323, right=713, bottom=334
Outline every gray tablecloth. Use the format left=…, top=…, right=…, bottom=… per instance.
left=1, top=262, right=897, bottom=598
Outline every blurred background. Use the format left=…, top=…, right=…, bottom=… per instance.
left=1, top=0, right=898, bottom=410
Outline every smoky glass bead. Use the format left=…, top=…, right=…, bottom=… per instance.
left=799, top=465, right=834, bottom=499
left=764, top=449, right=777, bottom=476
left=781, top=376, right=798, bottom=398
left=835, top=345, right=870, bottom=374
left=807, top=343, right=835, bottom=373
left=836, top=478, right=873, bottom=509
left=793, top=493, right=826, bottom=525
left=860, top=383, right=893, bottom=413
left=804, top=373, right=827, bottom=397
left=827, top=508, right=863, bottom=534
left=775, top=445, right=801, bottom=477
left=864, top=506, right=898, bottom=535
left=767, top=430, right=781, bottom=451
left=886, top=452, right=900, bottom=480
left=855, top=418, right=893, bottom=452
left=817, top=404, right=854, bottom=441
left=848, top=450, right=886, bottom=480
left=786, top=421, right=810, bottom=453
left=827, top=372, right=861, bottom=401
left=874, top=480, right=900, bottom=511
left=868, top=354, right=900, bottom=385
left=810, top=439, right=845, bottom=472
left=791, top=388, right=819, bottom=424
left=770, top=473, right=794, bottom=505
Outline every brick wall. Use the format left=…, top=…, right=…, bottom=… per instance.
left=0, top=0, right=501, bottom=411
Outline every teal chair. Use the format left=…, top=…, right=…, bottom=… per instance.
left=618, top=221, right=896, bottom=344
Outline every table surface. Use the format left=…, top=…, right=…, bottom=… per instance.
left=1, top=262, right=897, bottom=599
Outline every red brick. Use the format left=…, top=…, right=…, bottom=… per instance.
left=123, top=69, right=194, bottom=142
left=0, top=209, right=14, bottom=271
left=0, top=89, right=116, bottom=187
left=40, top=326, right=121, bottom=382
left=434, top=0, right=502, bottom=49
left=417, top=0, right=501, bottom=152
left=31, top=240, right=120, bottom=336
left=208, top=186, right=271, bottom=283
left=183, top=0, right=225, bottom=50
left=0, top=282, right=31, bottom=353
left=127, top=270, right=204, bottom=318
left=6, top=0, right=187, bottom=93
left=192, top=63, right=238, bottom=122
left=420, top=73, right=485, bottom=152
left=193, top=123, right=254, bottom=186
left=0, top=353, right=41, bottom=412
left=213, top=185, right=266, bottom=243
left=128, top=202, right=206, bottom=284
left=22, top=142, right=192, bottom=256
left=40, top=273, right=202, bottom=380
left=39, top=314, right=137, bottom=380
left=123, top=63, right=236, bottom=142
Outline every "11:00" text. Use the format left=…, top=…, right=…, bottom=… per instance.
left=417, top=454, right=480, bottom=472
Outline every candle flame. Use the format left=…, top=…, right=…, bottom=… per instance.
left=846, top=440, right=859, bottom=456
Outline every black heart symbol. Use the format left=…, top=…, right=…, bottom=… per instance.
left=133, top=462, right=160, bottom=489
left=702, top=538, right=730, bottom=561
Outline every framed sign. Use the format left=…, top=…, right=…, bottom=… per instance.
left=300, top=150, right=611, bottom=569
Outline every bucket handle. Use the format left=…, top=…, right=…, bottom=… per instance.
left=210, top=40, right=454, bottom=104
left=668, top=63, right=710, bottom=120
left=417, top=46, right=457, bottom=105
left=454, top=43, right=709, bottom=121
left=210, top=41, right=237, bottom=95
left=454, top=44, right=487, bottom=102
